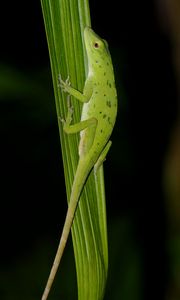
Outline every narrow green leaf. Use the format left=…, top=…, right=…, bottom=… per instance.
left=40, top=0, right=108, bottom=299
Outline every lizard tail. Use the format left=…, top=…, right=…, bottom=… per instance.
left=41, top=158, right=92, bottom=300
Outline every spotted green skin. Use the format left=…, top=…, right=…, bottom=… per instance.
left=41, top=27, right=117, bottom=300
left=80, top=27, right=117, bottom=159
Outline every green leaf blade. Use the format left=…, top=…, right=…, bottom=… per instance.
left=40, top=0, right=108, bottom=299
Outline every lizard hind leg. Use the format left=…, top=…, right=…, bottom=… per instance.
left=63, top=115, right=97, bottom=135
left=64, top=95, right=74, bottom=127
left=94, top=140, right=112, bottom=174
left=60, top=95, right=97, bottom=136
left=58, top=95, right=73, bottom=126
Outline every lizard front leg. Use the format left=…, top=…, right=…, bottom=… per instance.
left=58, top=75, right=93, bottom=103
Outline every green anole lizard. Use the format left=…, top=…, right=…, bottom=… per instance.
left=41, top=26, right=117, bottom=300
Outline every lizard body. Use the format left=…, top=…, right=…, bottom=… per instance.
left=41, top=27, right=117, bottom=300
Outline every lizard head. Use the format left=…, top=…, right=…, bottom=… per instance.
left=84, top=27, right=110, bottom=70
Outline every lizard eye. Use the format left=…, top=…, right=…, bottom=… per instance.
left=94, top=42, right=99, bottom=48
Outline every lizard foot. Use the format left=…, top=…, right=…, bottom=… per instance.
left=58, top=74, right=71, bottom=93
left=65, top=96, right=74, bottom=125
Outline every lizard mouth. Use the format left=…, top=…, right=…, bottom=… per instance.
left=84, top=26, right=93, bottom=37
left=84, top=26, right=101, bottom=49
left=84, top=26, right=94, bottom=45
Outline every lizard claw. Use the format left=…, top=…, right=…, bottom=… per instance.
left=58, top=74, right=71, bottom=93
left=59, top=116, right=65, bottom=124
left=65, top=75, right=70, bottom=86
left=67, top=95, right=73, bottom=112
left=58, top=96, right=74, bottom=128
